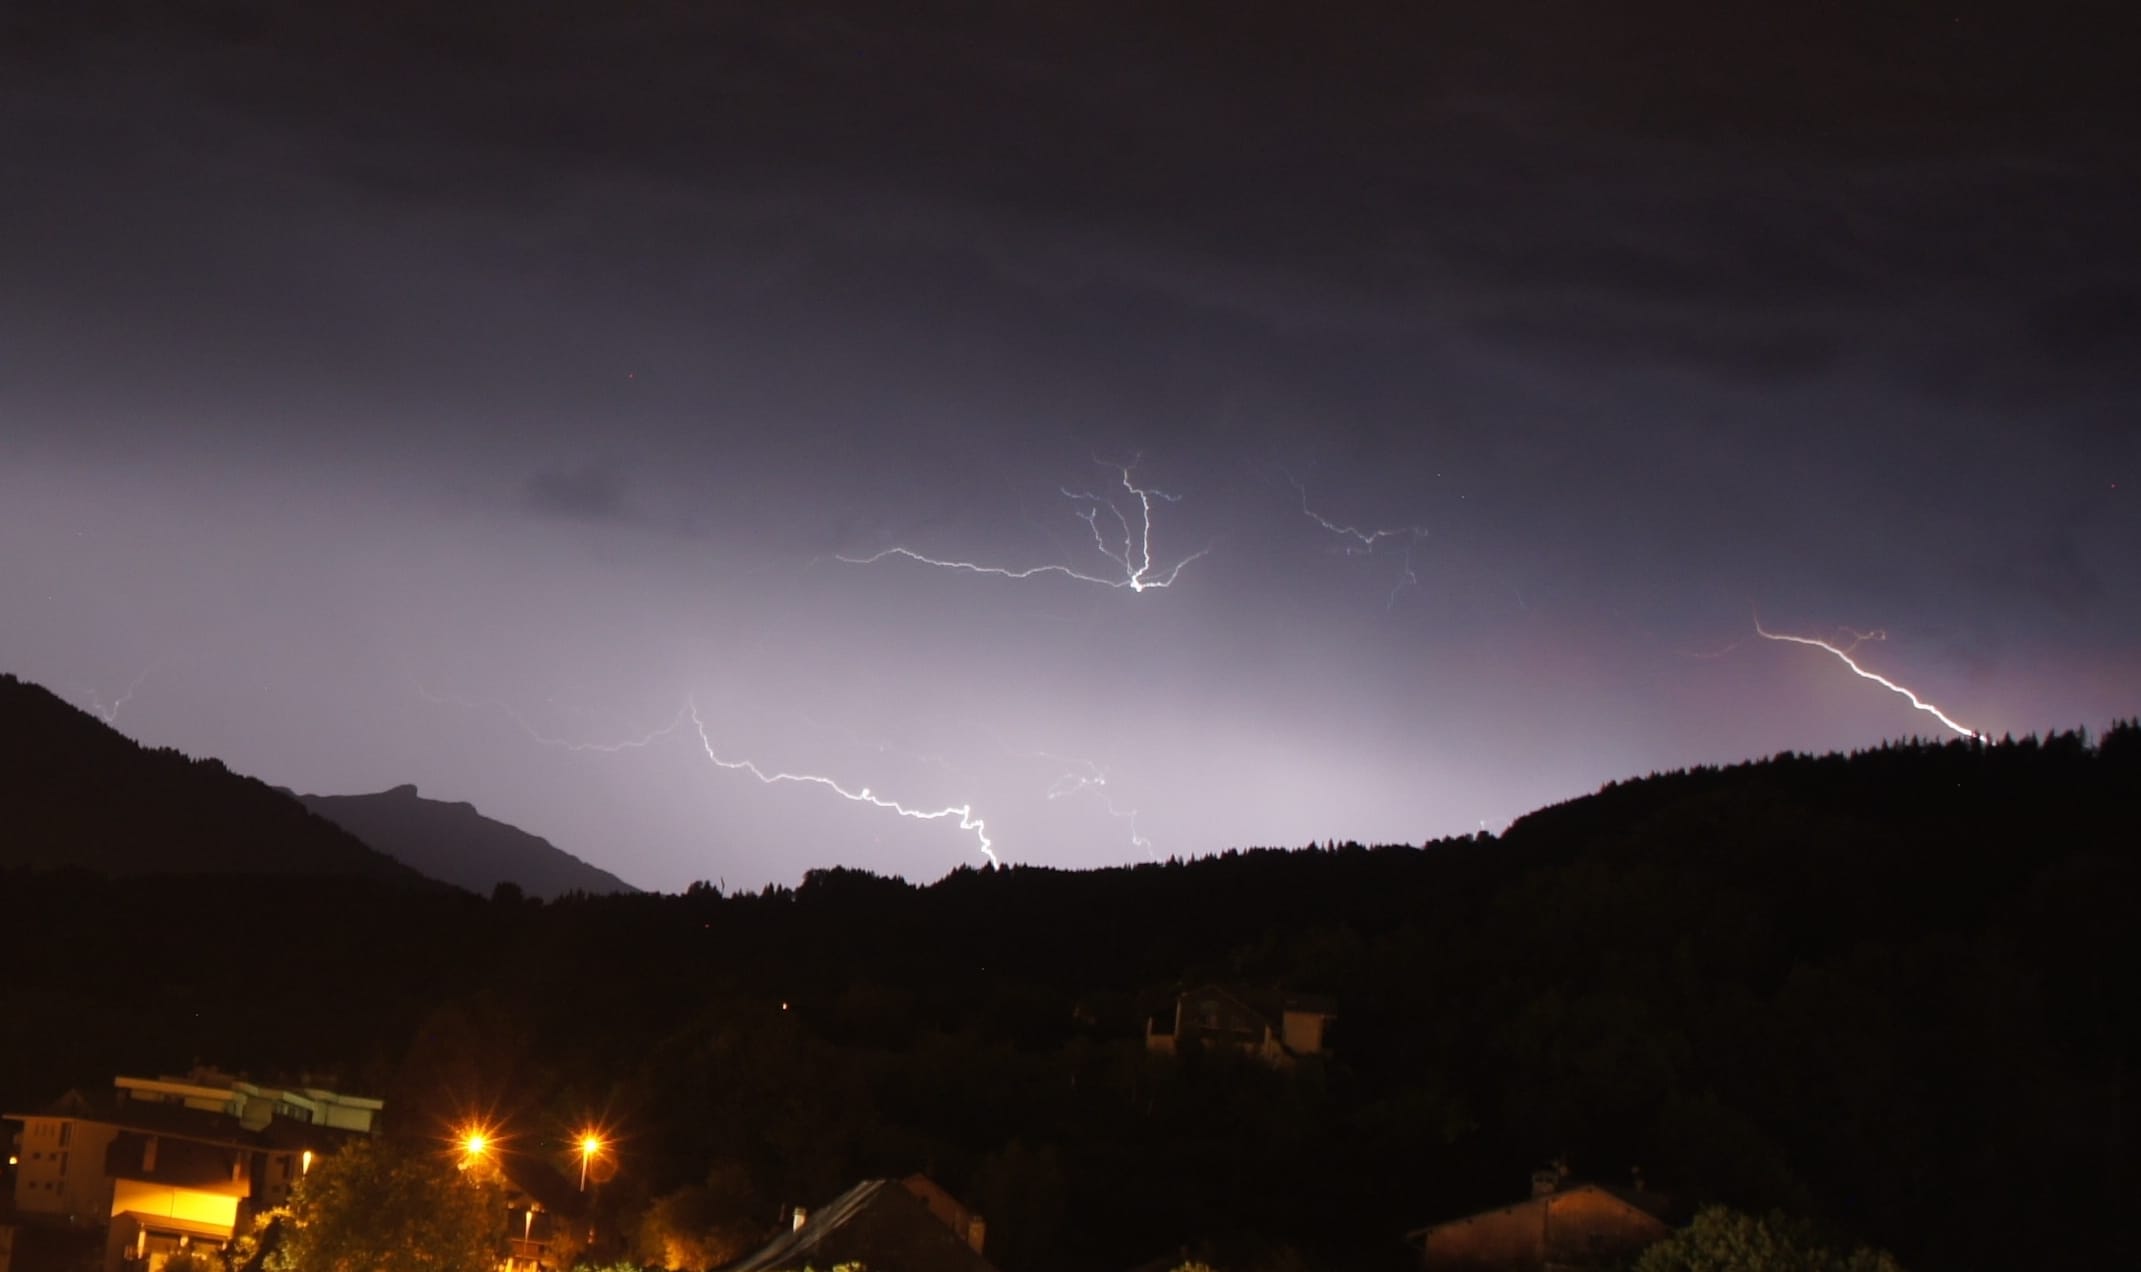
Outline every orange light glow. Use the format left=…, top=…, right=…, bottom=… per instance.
left=575, top=1128, right=607, bottom=1190
left=453, top=1122, right=499, bottom=1169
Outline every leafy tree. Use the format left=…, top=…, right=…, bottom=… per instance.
left=633, top=1162, right=767, bottom=1271
left=1635, top=1206, right=1904, bottom=1272
left=271, top=1138, right=506, bottom=1272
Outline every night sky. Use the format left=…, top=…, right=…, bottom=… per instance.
left=4, top=2, right=2135, bottom=891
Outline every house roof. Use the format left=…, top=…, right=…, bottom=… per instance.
left=1406, top=1181, right=1675, bottom=1241
left=724, top=1178, right=998, bottom=1272
left=6, top=1090, right=365, bottom=1154
left=1174, top=984, right=1338, bottom=1023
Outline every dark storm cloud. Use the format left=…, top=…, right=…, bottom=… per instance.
left=5, top=0, right=2136, bottom=890
left=2021, top=284, right=2141, bottom=402
left=13, top=0, right=2131, bottom=402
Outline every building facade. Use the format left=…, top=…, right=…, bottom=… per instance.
left=6, top=1070, right=380, bottom=1272
left=1144, top=985, right=1338, bottom=1067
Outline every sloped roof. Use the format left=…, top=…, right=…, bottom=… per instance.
left=1406, top=1181, right=1675, bottom=1240
left=6, top=1090, right=366, bottom=1155
left=724, top=1178, right=998, bottom=1272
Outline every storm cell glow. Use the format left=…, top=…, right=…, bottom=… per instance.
left=0, top=2, right=2134, bottom=890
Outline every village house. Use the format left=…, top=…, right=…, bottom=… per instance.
left=1406, top=1165, right=1673, bottom=1270
left=724, top=1174, right=995, bottom=1272
left=5, top=1070, right=380, bottom=1272
left=1144, top=985, right=1337, bottom=1068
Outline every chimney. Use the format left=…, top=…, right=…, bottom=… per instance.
left=791, top=1207, right=808, bottom=1232
left=966, top=1216, right=986, bottom=1255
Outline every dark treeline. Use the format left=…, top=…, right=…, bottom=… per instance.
left=3, top=725, right=2135, bottom=1270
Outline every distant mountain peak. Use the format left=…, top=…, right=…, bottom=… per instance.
left=0, top=672, right=430, bottom=885
left=299, top=786, right=638, bottom=899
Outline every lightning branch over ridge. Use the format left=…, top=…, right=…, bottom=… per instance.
left=80, top=662, right=162, bottom=728
left=687, top=699, right=999, bottom=868
left=418, top=684, right=1001, bottom=869
left=1753, top=615, right=1979, bottom=740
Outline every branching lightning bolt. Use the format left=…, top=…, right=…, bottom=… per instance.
left=1044, top=759, right=1154, bottom=859
left=838, top=460, right=1210, bottom=592
left=988, top=733, right=1156, bottom=859
left=1285, top=470, right=1428, bottom=609
left=1753, top=616, right=1979, bottom=740
left=687, top=700, right=999, bottom=869
left=418, top=685, right=999, bottom=868
left=82, top=662, right=160, bottom=727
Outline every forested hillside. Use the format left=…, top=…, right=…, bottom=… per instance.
left=3, top=721, right=2132, bottom=1270
left=0, top=673, right=426, bottom=882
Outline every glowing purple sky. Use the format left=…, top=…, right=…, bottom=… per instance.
left=3, top=3, right=2135, bottom=891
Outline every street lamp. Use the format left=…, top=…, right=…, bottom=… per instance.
left=455, top=1124, right=494, bottom=1172
left=577, top=1133, right=603, bottom=1191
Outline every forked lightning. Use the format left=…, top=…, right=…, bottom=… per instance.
left=839, top=461, right=1209, bottom=593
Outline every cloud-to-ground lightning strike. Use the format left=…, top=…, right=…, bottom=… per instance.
left=1753, top=617, right=1979, bottom=740
left=687, top=700, right=999, bottom=868
left=1285, top=470, right=1428, bottom=609
left=838, top=460, right=1210, bottom=592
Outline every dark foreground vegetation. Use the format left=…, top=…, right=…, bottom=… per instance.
left=3, top=692, right=2134, bottom=1269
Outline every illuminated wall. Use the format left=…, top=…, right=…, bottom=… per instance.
left=109, top=1179, right=240, bottom=1234
left=11, top=1118, right=122, bottom=1220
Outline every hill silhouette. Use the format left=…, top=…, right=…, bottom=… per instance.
left=1, top=692, right=2131, bottom=1271
left=299, top=783, right=637, bottom=899
left=0, top=672, right=428, bottom=883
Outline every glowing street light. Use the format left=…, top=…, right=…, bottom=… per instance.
left=577, top=1132, right=603, bottom=1191
left=455, top=1124, right=495, bottom=1172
